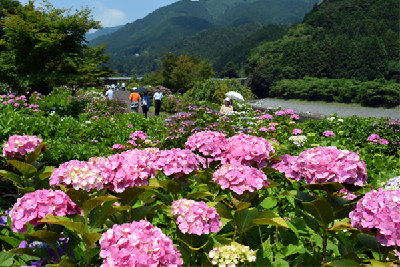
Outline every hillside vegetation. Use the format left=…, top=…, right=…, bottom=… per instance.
left=88, top=0, right=318, bottom=75
left=246, top=0, right=399, bottom=97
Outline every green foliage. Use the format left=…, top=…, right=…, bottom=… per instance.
left=247, top=0, right=399, bottom=98
left=270, top=76, right=400, bottom=107
left=184, top=78, right=256, bottom=104
left=144, top=54, right=215, bottom=92
left=0, top=0, right=115, bottom=94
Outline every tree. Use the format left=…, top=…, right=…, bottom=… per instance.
left=0, top=0, right=116, bottom=95
left=148, top=53, right=215, bottom=92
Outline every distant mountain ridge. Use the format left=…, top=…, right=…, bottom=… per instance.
left=85, top=25, right=124, bottom=41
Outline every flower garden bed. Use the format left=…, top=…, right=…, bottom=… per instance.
left=0, top=86, right=400, bottom=266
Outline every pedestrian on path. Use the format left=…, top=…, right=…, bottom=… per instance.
left=153, top=87, right=163, bottom=116
left=111, top=84, right=115, bottom=90
left=141, top=92, right=150, bottom=118
left=122, top=82, right=126, bottom=91
left=117, top=83, right=120, bottom=91
left=129, top=90, right=141, bottom=113
left=106, top=87, right=113, bottom=99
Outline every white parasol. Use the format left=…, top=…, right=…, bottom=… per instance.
left=225, top=91, right=244, bottom=102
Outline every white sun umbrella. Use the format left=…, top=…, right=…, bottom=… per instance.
left=225, top=91, right=244, bottom=102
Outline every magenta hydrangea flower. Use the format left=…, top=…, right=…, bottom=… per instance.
left=222, top=134, right=275, bottom=168
left=323, top=131, right=335, bottom=137
left=292, top=128, right=303, bottom=135
left=90, top=149, right=158, bottom=193
left=378, top=139, right=389, bottom=145
left=50, top=160, right=104, bottom=192
left=171, top=199, right=222, bottom=235
left=367, top=134, right=380, bottom=142
left=284, top=109, right=296, bottom=115
left=154, top=149, right=205, bottom=178
left=2, top=135, right=42, bottom=159
left=9, top=189, right=81, bottom=233
left=129, top=131, right=148, bottom=140
left=258, top=114, right=273, bottom=120
left=99, top=220, right=183, bottom=267
left=258, top=127, right=268, bottom=132
left=112, top=144, right=126, bottom=151
left=349, top=188, right=400, bottom=247
left=268, top=154, right=300, bottom=179
left=185, top=131, right=228, bottom=160
left=295, top=146, right=368, bottom=186
left=339, top=188, right=358, bottom=200
left=290, top=114, right=300, bottom=120
left=213, top=164, right=270, bottom=195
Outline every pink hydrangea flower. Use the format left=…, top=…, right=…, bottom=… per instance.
left=292, top=128, right=303, bottom=135
left=258, top=127, right=268, bottom=132
left=90, top=149, right=158, bottom=193
left=268, top=154, right=299, bottom=179
left=350, top=188, right=400, bottom=247
left=154, top=149, right=204, bottom=178
left=323, top=131, right=335, bottom=137
left=171, top=199, right=222, bottom=235
left=112, top=144, right=126, bottom=151
left=2, top=135, right=42, bottom=159
left=295, top=146, right=368, bottom=186
left=275, top=110, right=286, bottom=116
left=290, top=114, right=300, bottom=120
left=222, top=134, right=275, bottom=168
left=378, top=139, right=389, bottom=145
left=339, top=188, right=358, bottom=200
left=50, top=160, right=104, bottom=192
left=99, top=220, right=183, bottom=267
left=213, top=164, right=270, bottom=195
left=258, top=114, right=273, bottom=120
left=367, top=134, right=380, bottom=141
left=268, top=127, right=276, bottom=131
left=9, top=189, right=81, bottom=233
left=185, top=131, right=228, bottom=160
left=129, top=131, right=148, bottom=140
left=127, top=124, right=133, bottom=128
left=284, top=109, right=296, bottom=115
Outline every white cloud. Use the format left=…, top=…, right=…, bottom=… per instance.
left=90, top=0, right=129, bottom=29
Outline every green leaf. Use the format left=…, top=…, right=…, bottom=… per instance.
left=65, top=189, right=89, bottom=208
left=159, top=180, right=181, bottom=194
left=24, top=230, right=62, bottom=248
left=88, top=201, right=115, bottom=229
left=239, top=208, right=259, bottom=232
left=358, top=234, right=381, bottom=251
left=45, top=258, right=75, bottom=267
left=177, top=235, right=208, bottom=251
left=247, top=211, right=289, bottom=229
left=289, top=190, right=316, bottom=202
left=262, top=167, right=278, bottom=175
left=26, top=143, right=49, bottom=164
left=303, top=199, right=334, bottom=227
left=36, top=166, right=54, bottom=181
left=236, top=202, right=251, bottom=212
left=304, top=214, right=320, bottom=232
left=106, top=206, right=131, bottom=217
left=82, top=196, right=119, bottom=216
left=0, top=170, right=22, bottom=186
left=0, top=236, right=23, bottom=247
left=7, top=160, right=37, bottom=178
left=327, top=259, right=360, bottom=267
left=130, top=206, right=153, bottom=221
left=82, top=232, right=102, bottom=247
left=303, top=182, right=344, bottom=192
left=116, top=187, right=145, bottom=205
left=260, top=197, right=278, bottom=210
left=7, top=248, right=40, bottom=257
left=0, top=252, right=13, bottom=267
left=185, top=191, right=214, bottom=200
left=368, top=259, right=398, bottom=267
left=40, top=215, right=85, bottom=234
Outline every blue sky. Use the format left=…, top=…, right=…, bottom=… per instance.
left=21, top=0, right=180, bottom=32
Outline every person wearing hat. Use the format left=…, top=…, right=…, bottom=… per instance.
left=220, top=97, right=234, bottom=115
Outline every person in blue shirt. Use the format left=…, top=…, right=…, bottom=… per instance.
left=141, top=92, right=150, bottom=118
left=106, top=88, right=113, bottom=99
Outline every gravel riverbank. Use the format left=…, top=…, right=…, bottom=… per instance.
left=250, top=98, right=400, bottom=120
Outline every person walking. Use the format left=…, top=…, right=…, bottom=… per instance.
left=106, top=87, right=113, bottom=99
left=153, top=87, right=163, bottom=116
left=129, top=90, right=141, bottom=113
left=141, top=92, right=150, bottom=118
left=116, top=83, right=120, bottom=91
left=122, top=82, right=126, bottom=91
left=111, top=83, right=115, bottom=91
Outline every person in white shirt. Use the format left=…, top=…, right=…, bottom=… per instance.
left=122, top=82, right=126, bottom=91
left=153, top=87, right=163, bottom=116
left=106, top=88, right=113, bottom=99
left=111, top=84, right=115, bottom=90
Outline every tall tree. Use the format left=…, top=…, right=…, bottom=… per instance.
left=0, top=0, right=115, bottom=95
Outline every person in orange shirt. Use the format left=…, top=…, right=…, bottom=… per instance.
left=129, top=91, right=141, bottom=113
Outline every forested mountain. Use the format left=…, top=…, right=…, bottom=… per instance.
left=85, top=25, right=124, bottom=41
left=107, top=22, right=264, bottom=75
left=88, top=0, right=320, bottom=75
left=246, top=0, right=400, bottom=97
